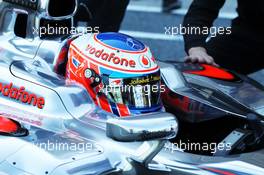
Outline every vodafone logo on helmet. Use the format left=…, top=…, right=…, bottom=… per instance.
left=70, top=33, right=160, bottom=73
left=139, top=55, right=151, bottom=68
left=85, top=44, right=136, bottom=68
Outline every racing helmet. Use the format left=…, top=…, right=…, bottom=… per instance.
left=66, top=32, right=163, bottom=117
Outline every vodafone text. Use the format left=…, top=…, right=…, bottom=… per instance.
left=0, top=82, right=45, bottom=109
left=85, top=44, right=136, bottom=68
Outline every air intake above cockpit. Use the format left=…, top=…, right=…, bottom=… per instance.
left=3, top=0, right=38, bottom=10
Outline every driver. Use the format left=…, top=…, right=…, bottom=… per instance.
left=66, top=32, right=163, bottom=117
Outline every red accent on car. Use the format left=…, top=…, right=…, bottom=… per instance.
left=162, top=88, right=191, bottom=113
left=201, top=167, right=236, bottom=175
left=184, top=64, right=235, bottom=80
left=161, top=87, right=204, bottom=114
left=0, top=116, right=18, bottom=133
left=54, top=46, right=68, bottom=73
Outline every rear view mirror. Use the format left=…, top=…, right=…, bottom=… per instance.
left=106, top=112, right=178, bottom=142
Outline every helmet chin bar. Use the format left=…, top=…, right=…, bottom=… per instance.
left=0, top=116, right=28, bottom=137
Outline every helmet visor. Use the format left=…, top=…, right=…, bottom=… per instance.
left=103, top=72, right=161, bottom=108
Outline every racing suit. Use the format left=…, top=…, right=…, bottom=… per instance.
left=183, top=0, right=264, bottom=74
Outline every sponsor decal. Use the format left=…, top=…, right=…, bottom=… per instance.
left=139, top=55, right=151, bottom=68
left=127, top=74, right=161, bottom=85
left=109, top=79, right=122, bottom=86
left=85, top=44, right=136, bottom=68
left=72, top=57, right=80, bottom=68
left=0, top=82, right=45, bottom=109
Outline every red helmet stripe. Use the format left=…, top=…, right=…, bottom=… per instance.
left=89, top=62, right=100, bottom=74
left=98, top=97, right=112, bottom=113
left=117, top=103, right=130, bottom=117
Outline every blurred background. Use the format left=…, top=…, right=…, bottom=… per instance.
left=120, top=0, right=264, bottom=84
left=121, top=0, right=237, bottom=60
left=0, top=0, right=262, bottom=83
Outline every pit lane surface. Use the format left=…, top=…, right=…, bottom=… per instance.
left=121, top=0, right=264, bottom=84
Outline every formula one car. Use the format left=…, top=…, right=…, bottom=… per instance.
left=0, top=1, right=178, bottom=175
left=160, top=61, right=264, bottom=155
left=0, top=0, right=264, bottom=175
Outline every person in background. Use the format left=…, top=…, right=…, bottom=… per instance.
left=162, top=0, right=182, bottom=13
left=183, top=0, right=264, bottom=75
left=75, top=0, right=130, bottom=32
